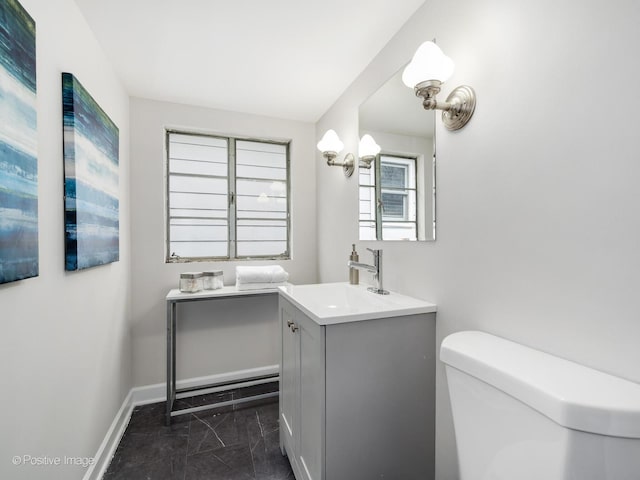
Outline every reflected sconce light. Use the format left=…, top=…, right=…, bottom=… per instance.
left=317, top=129, right=355, bottom=177
left=402, top=41, right=476, bottom=131
left=358, top=134, right=381, bottom=169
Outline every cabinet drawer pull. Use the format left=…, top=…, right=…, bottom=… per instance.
left=290, top=324, right=299, bottom=332
left=287, top=320, right=294, bottom=327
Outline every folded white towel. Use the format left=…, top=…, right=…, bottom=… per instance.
left=235, top=281, right=288, bottom=291
left=235, top=265, right=289, bottom=285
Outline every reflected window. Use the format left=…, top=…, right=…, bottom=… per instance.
left=359, top=154, right=418, bottom=241
left=166, top=131, right=290, bottom=261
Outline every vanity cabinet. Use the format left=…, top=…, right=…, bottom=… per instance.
left=278, top=289, right=436, bottom=480
left=280, top=297, right=324, bottom=480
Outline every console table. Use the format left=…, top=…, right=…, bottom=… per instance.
left=165, top=286, right=282, bottom=425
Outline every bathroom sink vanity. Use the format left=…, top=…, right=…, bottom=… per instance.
left=278, top=283, right=437, bottom=480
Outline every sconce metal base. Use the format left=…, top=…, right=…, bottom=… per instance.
left=341, top=153, right=355, bottom=177
left=359, top=155, right=374, bottom=169
left=414, top=81, right=476, bottom=131
left=414, top=80, right=442, bottom=110
left=326, top=152, right=354, bottom=177
left=442, top=86, right=476, bottom=131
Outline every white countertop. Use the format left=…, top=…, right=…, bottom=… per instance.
left=278, top=282, right=436, bottom=325
left=166, top=285, right=285, bottom=301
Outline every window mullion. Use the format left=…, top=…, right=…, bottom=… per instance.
left=375, top=154, right=383, bottom=240
left=228, top=138, right=237, bottom=259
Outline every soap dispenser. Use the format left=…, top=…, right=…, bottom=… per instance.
left=349, top=244, right=359, bottom=285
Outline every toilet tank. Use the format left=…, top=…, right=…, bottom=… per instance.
left=440, top=331, right=640, bottom=480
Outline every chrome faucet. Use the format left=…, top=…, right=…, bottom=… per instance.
left=347, top=248, right=389, bottom=295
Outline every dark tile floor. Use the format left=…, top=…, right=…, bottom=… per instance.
left=104, top=383, right=294, bottom=480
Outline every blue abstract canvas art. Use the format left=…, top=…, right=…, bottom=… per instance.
left=0, top=0, right=37, bottom=285
left=62, top=73, right=119, bottom=271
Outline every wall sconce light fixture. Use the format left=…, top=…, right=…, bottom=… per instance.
left=358, top=134, right=381, bottom=169
left=317, top=129, right=355, bottom=177
left=403, top=41, right=476, bottom=131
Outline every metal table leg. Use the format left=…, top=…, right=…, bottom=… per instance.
left=166, top=300, right=176, bottom=425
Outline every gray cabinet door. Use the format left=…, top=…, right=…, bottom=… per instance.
left=279, top=299, right=298, bottom=461
left=297, top=311, right=325, bottom=480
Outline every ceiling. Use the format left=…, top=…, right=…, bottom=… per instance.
left=73, top=0, right=426, bottom=123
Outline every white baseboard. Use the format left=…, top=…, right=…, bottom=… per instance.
left=131, top=364, right=279, bottom=406
left=82, top=390, right=133, bottom=480
left=84, top=365, right=279, bottom=480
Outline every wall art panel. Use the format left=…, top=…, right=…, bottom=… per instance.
left=0, top=0, right=38, bottom=284
left=62, top=72, right=119, bottom=271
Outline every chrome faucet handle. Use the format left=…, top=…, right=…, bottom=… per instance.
left=366, top=248, right=381, bottom=263
left=364, top=248, right=388, bottom=295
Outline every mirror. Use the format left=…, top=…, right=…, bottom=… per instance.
left=358, top=66, right=435, bottom=241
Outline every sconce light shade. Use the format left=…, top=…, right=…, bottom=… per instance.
left=358, top=134, right=381, bottom=169
left=317, top=129, right=354, bottom=177
left=317, top=129, right=344, bottom=155
left=402, top=41, right=455, bottom=88
left=403, top=41, right=476, bottom=131
left=358, top=134, right=381, bottom=158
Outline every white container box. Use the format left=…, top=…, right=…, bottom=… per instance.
left=202, top=270, right=224, bottom=290
left=179, top=272, right=203, bottom=293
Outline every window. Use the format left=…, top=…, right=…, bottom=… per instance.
left=381, top=162, right=410, bottom=220
left=359, top=153, right=418, bottom=241
left=166, top=131, right=290, bottom=261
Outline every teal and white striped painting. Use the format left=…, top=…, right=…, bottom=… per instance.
left=62, top=73, right=119, bottom=271
left=0, top=0, right=38, bottom=285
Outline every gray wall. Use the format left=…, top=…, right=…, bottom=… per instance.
left=0, top=1, right=131, bottom=479
left=129, top=98, right=318, bottom=386
left=316, top=1, right=640, bottom=478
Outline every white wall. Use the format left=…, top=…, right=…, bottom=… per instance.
left=0, top=1, right=131, bottom=479
left=129, top=97, right=317, bottom=387
left=316, top=1, right=640, bottom=478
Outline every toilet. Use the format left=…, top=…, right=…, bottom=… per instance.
left=440, top=331, right=640, bottom=480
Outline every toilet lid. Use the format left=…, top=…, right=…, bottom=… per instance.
left=440, top=331, right=640, bottom=438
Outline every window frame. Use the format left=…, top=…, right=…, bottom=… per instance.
left=378, top=154, right=418, bottom=240
left=165, top=129, right=291, bottom=263
left=359, top=152, right=418, bottom=241
left=380, top=161, right=410, bottom=221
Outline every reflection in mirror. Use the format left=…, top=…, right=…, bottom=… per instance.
left=358, top=66, right=435, bottom=241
